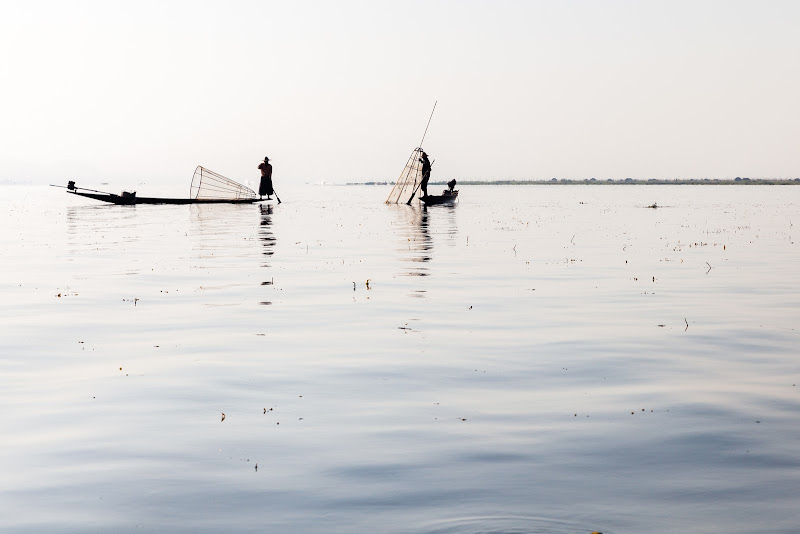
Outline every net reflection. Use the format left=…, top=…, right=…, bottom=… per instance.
left=392, top=203, right=458, bottom=292
left=394, top=204, right=432, bottom=278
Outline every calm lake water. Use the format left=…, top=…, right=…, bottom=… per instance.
left=1, top=183, right=799, bottom=533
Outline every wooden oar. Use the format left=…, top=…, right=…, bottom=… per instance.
left=405, top=183, right=420, bottom=205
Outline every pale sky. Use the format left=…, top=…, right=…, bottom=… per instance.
left=2, top=0, right=798, bottom=185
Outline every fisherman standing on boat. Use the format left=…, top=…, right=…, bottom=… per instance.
left=258, top=156, right=273, bottom=200
left=419, top=150, right=432, bottom=198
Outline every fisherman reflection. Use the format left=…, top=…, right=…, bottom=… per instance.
left=259, top=204, right=276, bottom=261
left=259, top=204, right=276, bottom=304
left=419, top=206, right=431, bottom=259
left=419, top=150, right=432, bottom=199
left=394, top=203, right=432, bottom=282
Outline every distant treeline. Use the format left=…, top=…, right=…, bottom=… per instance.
left=352, top=178, right=800, bottom=186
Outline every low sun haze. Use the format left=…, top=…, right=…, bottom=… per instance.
left=2, top=0, right=798, bottom=184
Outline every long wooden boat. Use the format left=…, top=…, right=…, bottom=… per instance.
left=422, top=190, right=458, bottom=205
left=66, top=189, right=264, bottom=205
left=56, top=166, right=278, bottom=205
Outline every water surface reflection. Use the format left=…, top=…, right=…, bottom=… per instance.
left=395, top=205, right=432, bottom=278
left=259, top=204, right=275, bottom=264
left=259, top=204, right=275, bottom=305
left=3, top=184, right=799, bottom=534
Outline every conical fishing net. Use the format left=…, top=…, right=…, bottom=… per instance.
left=385, top=148, right=424, bottom=204
left=190, top=166, right=257, bottom=200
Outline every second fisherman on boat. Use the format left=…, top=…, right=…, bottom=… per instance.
left=419, top=150, right=432, bottom=199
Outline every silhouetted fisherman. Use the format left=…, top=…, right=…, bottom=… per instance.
left=419, top=151, right=432, bottom=198
left=446, top=179, right=457, bottom=193
left=258, top=156, right=273, bottom=200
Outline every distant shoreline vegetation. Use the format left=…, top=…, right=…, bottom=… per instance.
left=351, top=177, right=800, bottom=186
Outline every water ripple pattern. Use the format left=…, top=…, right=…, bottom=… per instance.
left=0, top=183, right=798, bottom=533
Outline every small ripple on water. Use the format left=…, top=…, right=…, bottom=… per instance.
left=416, top=515, right=609, bottom=534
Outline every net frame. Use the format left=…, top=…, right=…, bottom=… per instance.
left=385, top=148, right=424, bottom=204
left=189, top=166, right=257, bottom=200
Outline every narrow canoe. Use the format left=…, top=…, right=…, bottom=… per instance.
left=68, top=190, right=266, bottom=205
left=422, top=191, right=458, bottom=205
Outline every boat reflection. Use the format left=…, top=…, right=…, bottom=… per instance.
left=66, top=204, right=139, bottom=258
left=392, top=203, right=458, bottom=295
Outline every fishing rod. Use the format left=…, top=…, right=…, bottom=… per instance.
left=418, top=100, right=437, bottom=149
left=404, top=102, right=438, bottom=205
